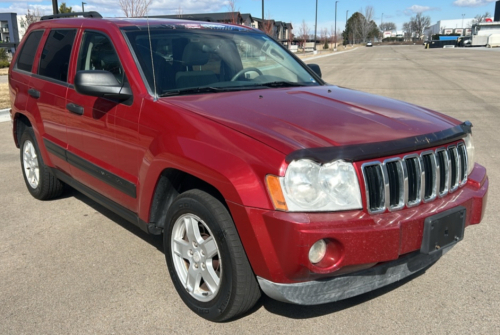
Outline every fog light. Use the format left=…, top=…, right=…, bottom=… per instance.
left=308, top=239, right=327, bottom=264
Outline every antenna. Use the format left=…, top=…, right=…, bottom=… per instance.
left=146, top=13, right=158, bottom=100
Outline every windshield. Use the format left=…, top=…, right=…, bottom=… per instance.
left=124, top=27, right=321, bottom=96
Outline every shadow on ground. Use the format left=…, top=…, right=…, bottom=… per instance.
left=68, top=187, right=164, bottom=252
left=65, top=185, right=431, bottom=321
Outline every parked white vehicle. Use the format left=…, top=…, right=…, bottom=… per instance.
left=471, top=22, right=500, bottom=46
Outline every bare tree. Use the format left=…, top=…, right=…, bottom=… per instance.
left=330, top=25, right=336, bottom=49
left=262, top=14, right=274, bottom=37
left=20, top=8, right=42, bottom=28
left=320, top=27, right=328, bottom=49
left=286, top=22, right=294, bottom=49
left=409, top=13, right=431, bottom=39
left=359, top=6, right=376, bottom=42
left=470, top=12, right=491, bottom=26
left=380, top=22, right=396, bottom=31
left=227, top=0, right=239, bottom=24
left=119, top=0, right=153, bottom=17
left=402, top=22, right=412, bottom=41
left=297, top=20, right=309, bottom=49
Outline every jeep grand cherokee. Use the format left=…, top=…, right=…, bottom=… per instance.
left=9, top=12, right=488, bottom=321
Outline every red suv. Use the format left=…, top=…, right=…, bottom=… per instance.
left=9, top=12, right=488, bottom=321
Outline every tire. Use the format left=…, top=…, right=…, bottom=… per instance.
left=20, top=127, right=64, bottom=200
left=164, top=189, right=261, bottom=322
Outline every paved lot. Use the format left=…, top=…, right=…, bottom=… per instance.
left=1, top=46, right=499, bottom=334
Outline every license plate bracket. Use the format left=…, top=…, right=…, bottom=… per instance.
left=420, top=206, right=466, bottom=255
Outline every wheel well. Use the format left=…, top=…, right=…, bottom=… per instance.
left=14, top=114, right=32, bottom=148
left=149, top=168, right=228, bottom=230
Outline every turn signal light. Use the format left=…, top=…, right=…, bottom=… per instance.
left=265, top=175, right=288, bottom=211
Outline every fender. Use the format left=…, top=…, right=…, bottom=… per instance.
left=136, top=101, right=285, bottom=222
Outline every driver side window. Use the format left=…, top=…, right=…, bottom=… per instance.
left=78, top=31, right=126, bottom=85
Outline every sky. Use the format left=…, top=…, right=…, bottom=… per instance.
left=1, top=0, right=498, bottom=32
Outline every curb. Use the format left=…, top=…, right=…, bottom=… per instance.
left=303, top=47, right=359, bottom=61
left=0, top=108, right=10, bottom=123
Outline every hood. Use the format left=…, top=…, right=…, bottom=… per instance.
left=159, top=85, right=459, bottom=155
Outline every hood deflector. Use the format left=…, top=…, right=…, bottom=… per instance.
left=286, top=121, right=472, bottom=164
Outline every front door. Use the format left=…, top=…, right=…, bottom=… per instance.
left=66, top=30, right=138, bottom=210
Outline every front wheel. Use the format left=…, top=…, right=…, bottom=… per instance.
left=164, top=190, right=261, bottom=321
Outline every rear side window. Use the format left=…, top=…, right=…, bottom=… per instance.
left=38, top=29, right=77, bottom=82
left=16, top=30, right=44, bottom=72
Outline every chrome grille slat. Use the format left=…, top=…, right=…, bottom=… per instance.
left=362, top=141, right=469, bottom=214
left=403, top=155, right=422, bottom=207
left=421, top=151, right=437, bottom=202
left=384, top=158, right=405, bottom=211
left=448, top=146, right=460, bottom=192
left=436, top=149, right=449, bottom=197
left=457, top=143, right=468, bottom=186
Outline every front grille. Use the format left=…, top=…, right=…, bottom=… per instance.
left=362, top=142, right=468, bottom=214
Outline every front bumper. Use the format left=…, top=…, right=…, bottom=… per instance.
left=228, top=164, right=488, bottom=285
left=257, top=245, right=454, bottom=305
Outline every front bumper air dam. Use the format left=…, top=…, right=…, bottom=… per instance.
left=257, top=244, right=454, bottom=305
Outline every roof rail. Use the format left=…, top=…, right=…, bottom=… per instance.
left=41, top=11, right=102, bottom=20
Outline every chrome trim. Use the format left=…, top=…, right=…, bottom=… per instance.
left=448, top=146, right=460, bottom=192
left=403, top=154, right=422, bottom=207
left=383, top=158, right=405, bottom=211
left=361, top=140, right=467, bottom=214
left=421, top=151, right=437, bottom=203
left=436, top=148, right=449, bottom=198
left=457, top=142, right=468, bottom=186
left=361, top=162, right=385, bottom=214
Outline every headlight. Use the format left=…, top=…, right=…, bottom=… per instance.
left=266, top=159, right=362, bottom=212
left=464, top=134, right=475, bottom=175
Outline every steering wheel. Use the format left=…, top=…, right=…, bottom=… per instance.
left=231, top=67, right=263, bottom=81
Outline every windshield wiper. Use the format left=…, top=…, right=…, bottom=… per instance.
left=254, top=81, right=307, bottom=88
left=159, top=87, right=224, bottom=97
left=159, top=82, right=310, bottom=97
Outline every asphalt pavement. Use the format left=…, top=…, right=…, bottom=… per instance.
left=1, top=46, right=499, bottom=334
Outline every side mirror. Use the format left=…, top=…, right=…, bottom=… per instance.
left=307, top=64, right=322, bottom=78
left=74, top=70, right=132, bottom=100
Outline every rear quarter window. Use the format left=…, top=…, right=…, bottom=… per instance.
left=16, top=30, right=44, bottom=72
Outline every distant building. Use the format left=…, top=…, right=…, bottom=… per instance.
left=424, top=18, right=481, bottom=37
left=0, top=13, right=20, bottom=53
left=154, top=12, right=293, bottom=44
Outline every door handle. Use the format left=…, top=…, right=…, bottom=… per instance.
left=28, top=88, right=40, bottom=99
left=66, top=103, right=84, bottom=115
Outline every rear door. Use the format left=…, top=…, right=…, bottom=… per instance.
left=27, top=28, right=77, bottom=173
left=10, top=30, right=44, bottom=123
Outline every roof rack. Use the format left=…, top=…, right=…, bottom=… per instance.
left=41, top=11, right=102, bottom=20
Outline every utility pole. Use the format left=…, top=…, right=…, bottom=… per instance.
left=346, top=10, right=348, bottom=46
left=314, top=0, right=318, bottom=51
left=52, top=0, right=59, bottom=15
left=381, top=13, right=384, bottom=41
left=462, top=14, right=465, bottom=35
left=82, top=2, right=86, bottom=12
left=334, top=1, right=338, bottom=51
left=262, top=0, right=264, bottom=31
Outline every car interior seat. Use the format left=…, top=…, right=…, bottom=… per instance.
left=175, top=42, right=218, bottom=89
